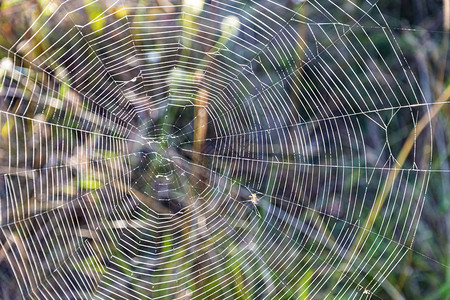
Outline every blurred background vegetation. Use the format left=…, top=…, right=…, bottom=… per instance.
left=0, top=0, right=449, bottom=299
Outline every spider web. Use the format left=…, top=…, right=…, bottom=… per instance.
left=0, top=0, right=438, bottom=298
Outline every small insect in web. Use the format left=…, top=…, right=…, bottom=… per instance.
left=248, top=193, right=262, bottom=218
left=362, top=289, right=371, bottom=295
left=249, top=193, right=258, bottom=204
